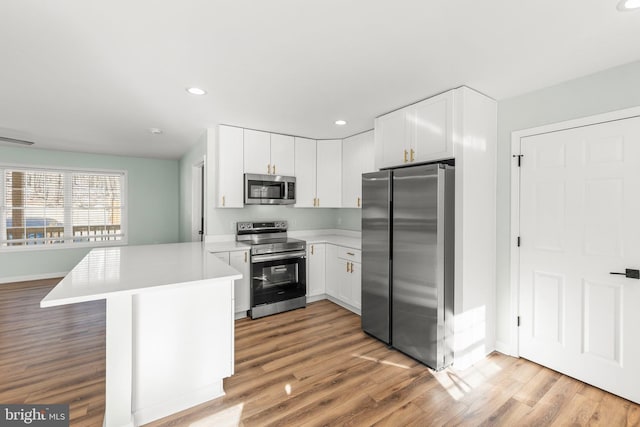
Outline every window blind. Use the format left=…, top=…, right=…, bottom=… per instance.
left=0, top=167, right=126, bottom=248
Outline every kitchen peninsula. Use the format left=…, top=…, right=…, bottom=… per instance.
left=40, top=242, right=241, bottom=427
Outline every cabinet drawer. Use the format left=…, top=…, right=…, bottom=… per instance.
left=337, top=247, right=361, bottom=263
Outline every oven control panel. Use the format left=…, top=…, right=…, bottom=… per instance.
left=237, top=220, right=288, bottom=234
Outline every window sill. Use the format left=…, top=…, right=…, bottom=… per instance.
left=0, top=239, right=129, bottom=253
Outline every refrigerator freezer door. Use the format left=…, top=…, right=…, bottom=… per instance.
left=361, top=170, right=392, bottom=344
left=392, top=164, right=444, bottom=369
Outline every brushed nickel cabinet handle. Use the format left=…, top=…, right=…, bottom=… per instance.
left=311, top=245, right=314, bottom=255
left=410, top=148, right=415, bottom=162
left=273, top=164, right=276, bottom=174
left=357, top=197, right=360, bottom=207
left=404, top=149, right=408, bottom=163
left=222, top=195, right=225, bottom=207
left=244, top=252, right=247, bottom=262
left=268, top=164, right=271, bottom=174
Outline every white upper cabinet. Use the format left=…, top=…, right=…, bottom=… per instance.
left=243, top=129, right=271, bottom=175
left=244, top=130, right=295, bottom=176
left=216, top=125, right=244, bottom=208
left=342, top=130, right=374, bottom=208
left=270, top=134, right=295, bottom=176
left=375, top=109, right=408, bottom=169
left=411, top=91, right=453, bottom=163
left=316, top=139, right=342, bottom=208
left=375, top=90, right=454, bottom=169
left=294, top=137, right=317, bottom=207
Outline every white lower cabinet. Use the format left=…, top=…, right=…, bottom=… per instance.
left=306, top=243, right=326, bottom=297
left=336, top=249, right=361, bottom=310
left=325, top=244, right=339, bottom=299
left=229, top=250, right=250, bottom=314
left=212, top=250, right=250, bottom=316
left=321, top=244, right=361, bottom=313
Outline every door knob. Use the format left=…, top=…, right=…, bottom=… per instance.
left=610, top=269, right=640, bottom=279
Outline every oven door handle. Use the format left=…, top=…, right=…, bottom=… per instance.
left=251, top=251, right=307, bottom=263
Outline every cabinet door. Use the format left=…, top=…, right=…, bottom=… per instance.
left=217, top=126, right=244, bottom=208
left=307, top=243, right=326, bottom=297
left=270, top=134, right=295, bottom=176
left=342, top=131, right=374, bottom=208
left=338, top=259, right=352, bottom=303
left=294, top=137, right=317, bottom=207
left=229, top=250, right=250, bottom=313
left=243, top=129, right=271, bottom=175
left=316, top=139, right=342, bottom=208
left=410, top=91, right=454, bottom=163
left=350, top=261, right=361, bottom=309
left=325, top=245, right=339, bottom=298
left=375, top=109, right=408, bottom=169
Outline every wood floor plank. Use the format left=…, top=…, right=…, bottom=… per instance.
left=2, top=279, right=640, bottom=427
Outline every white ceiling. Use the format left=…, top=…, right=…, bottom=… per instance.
left=1, top=0, right=639, bottom=160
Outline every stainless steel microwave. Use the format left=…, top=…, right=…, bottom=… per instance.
left=244, top=174, right=296, bottom=205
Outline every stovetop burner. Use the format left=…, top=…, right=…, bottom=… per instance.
left=236, top=221, right=306, bottom=255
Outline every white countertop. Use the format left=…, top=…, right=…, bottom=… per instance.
left=204, top=229, right=362, bottom=253
left=293, top=233, right=361, bottom=250
left=41, top=242, right=242, bottom=308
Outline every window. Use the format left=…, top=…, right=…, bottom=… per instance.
left=0, top=166, right=126, bottom=249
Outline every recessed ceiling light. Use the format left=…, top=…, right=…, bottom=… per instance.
left=618, top=0, right=640, bottom=10
left=186, top=87, right=207, bottom=95
left=149, top=128, right=163, bottom=135
left=335, top=120, right=347, bottom=126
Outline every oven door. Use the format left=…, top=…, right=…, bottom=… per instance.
left=250, top=251, right=306, bottom=307
left=244, top=173, right=295, bottom=205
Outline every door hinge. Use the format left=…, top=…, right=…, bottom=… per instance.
left=517, top=236, right=521, bottom=247
left=517, top=316, right=521, bottom=327
left=513, top=154, right=523, bottom=167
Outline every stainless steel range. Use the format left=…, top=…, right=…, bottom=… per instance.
left=236, top=221, right=307, bottom=319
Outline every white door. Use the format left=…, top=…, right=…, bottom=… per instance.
left=229, top=250, right=250, bottom=314
left=375, top=108, right=408, bottom=169
left=316, top=139, right=342, bottom=208
left=519, top=116, right=640, bottom=404
left=270, top=134, right=295, bottom=176
left=307, top=243, right=326, bottom=297
left=217, top=126, right=244, bottom=208
left=294, top=137, right=317, bottom=207
left=410, top=91, right=453, bottom=163
left=243, top=129, right=271, bottom=175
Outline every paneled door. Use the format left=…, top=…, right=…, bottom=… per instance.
left=519, top=116, right=640, bottom=403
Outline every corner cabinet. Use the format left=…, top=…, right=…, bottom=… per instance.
left=216, top=125, right=244, bottom=208
left=342, top=130, right=375, bottom=208
left=375, top=90, right=454, bottom=169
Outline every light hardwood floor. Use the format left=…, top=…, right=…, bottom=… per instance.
left=1, top=279, right=639, bottom=426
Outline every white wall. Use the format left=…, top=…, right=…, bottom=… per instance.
left=496, top=59, right=640, bottom=349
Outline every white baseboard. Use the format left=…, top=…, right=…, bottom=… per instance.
left=495, top=340, right=514, bottom=356
left=325, top=295, right=361, bottom=316
left=306, top=294, right=326, bottom=304
left=133, top=381, right=225, bottom=426
left=0, top=271, right=67, bottom=284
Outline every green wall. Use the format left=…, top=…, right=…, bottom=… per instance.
left=0, top=146, right=179, bottom=281
left=495, top=59, right=640, bottom=349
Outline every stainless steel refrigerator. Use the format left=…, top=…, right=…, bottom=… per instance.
left=361, top=163, right=454, bottom=371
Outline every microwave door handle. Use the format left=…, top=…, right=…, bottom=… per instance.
left=251, top=251, right=307, bottom=263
